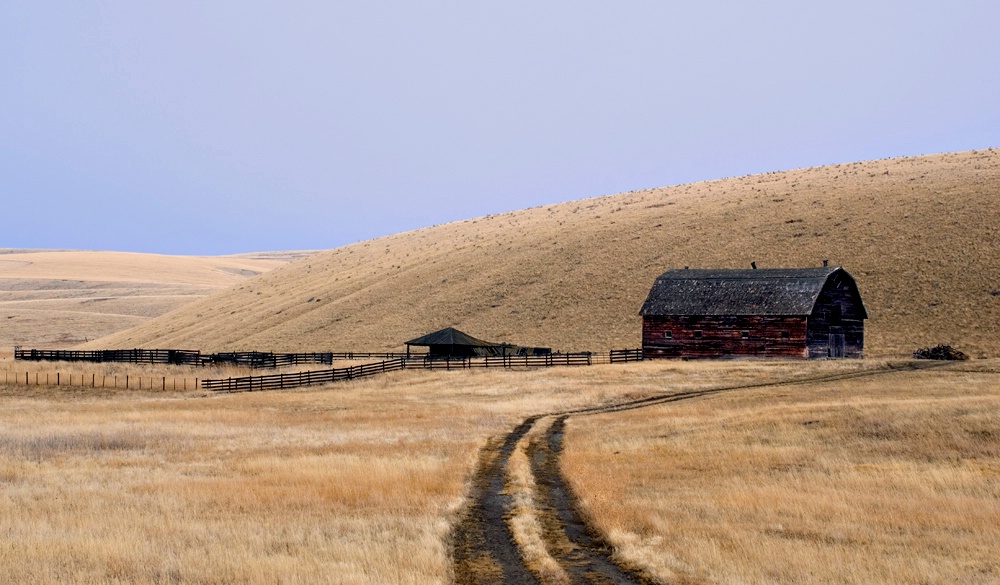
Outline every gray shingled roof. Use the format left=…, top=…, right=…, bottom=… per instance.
left=405, top=327, right=497, bottom=347
left=640, top=266, right=847, bottom=316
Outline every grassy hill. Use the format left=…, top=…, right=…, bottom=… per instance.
left=87, top=149, right=1000, bottom=358
left=0, top=250, right=311, bottom=351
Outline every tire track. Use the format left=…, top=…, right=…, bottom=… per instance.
left=453, top=417, right=540, bottom=585
left=453, top=361, right=950, bottom=583
left=528, top=416, right=655, bottom=584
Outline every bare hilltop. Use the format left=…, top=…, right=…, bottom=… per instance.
left=0, top=250, right=310, bottom=350
left=85, top=149, right=999, bottom=357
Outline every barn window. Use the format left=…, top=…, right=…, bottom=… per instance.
left=741, top=330, right=750, bottom=339
left=663, top=331, right=673, bottom=339
left=693, top=330, right=703, bottom=338
left=832, top=306, right=842, bottom=323
left=781, top=331, right=790, bottom=340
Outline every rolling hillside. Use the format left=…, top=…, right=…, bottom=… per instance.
left=87, top=150, right=1000, bottom=358
left=0, top=250, right=312, bottom=351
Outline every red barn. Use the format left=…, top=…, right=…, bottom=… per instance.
left=640, top=265, right=867, bottom=359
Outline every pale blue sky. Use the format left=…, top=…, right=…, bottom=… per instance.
left=2, top=1, right=997, bottom=254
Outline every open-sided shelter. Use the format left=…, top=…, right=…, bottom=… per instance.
left=404, top=327, right=551, bottom=358
left=405, top=327, right=498, bottom=358
left=640, top=265, right=867, bottom=359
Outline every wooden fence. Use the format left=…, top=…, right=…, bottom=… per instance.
left=8, top=349, right=643, bottom=392
left=201, top=358, right=406, bottom=392
left=2, top=370, right=199, bottom=391
left=13, top=348, right=202, bottom=365
left=202, top=352, right=600, bottom=392
left=609, top=348, right=644, bottom=363
left=13, top=348, right=421, bottom=369
left=414, top=353, right=594, bottom=369
left=203, top=352, right=335, bottom=368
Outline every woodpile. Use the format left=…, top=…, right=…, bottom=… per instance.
left=913, top=344, right=969, bottom=360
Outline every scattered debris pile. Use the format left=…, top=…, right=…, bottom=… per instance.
left=913, top=344, right=969, bottom=360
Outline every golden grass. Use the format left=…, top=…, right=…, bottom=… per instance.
left=0, top=362, right=688, bottom=584
left=561, top=361, right=1000, bottom=584
left=84, top=149, right=1000, bottom=358
left=4, top=359, right=993, bottom=582
left=0, top=249, right=310, bottom=348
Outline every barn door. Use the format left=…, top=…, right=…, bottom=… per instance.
left=828, top=332, right=846, bottom=358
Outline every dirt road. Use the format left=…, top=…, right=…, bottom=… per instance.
left=451, top=362, right=947, bottom=584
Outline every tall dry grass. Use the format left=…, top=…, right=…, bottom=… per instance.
left=0, top=361, right=701, bottom=584
left=561, top=361, right=1000, bottom=584
left=3, top=357, right=993, bottom=583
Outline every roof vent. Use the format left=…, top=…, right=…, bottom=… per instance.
left=823, top=259, right=829, bottom=267
left=751, top=261, right=757, bottom=270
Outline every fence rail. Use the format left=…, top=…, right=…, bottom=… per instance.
left=2, top=370, right=199, bottom=390
left=202, top=352, right=599, bottom=392
left=202, top=352, right=335, bottom=368
left=414, top=353, right=594, bottom=369
left=13, top=348, right=202, bottom=365
left=609, top=348, right=644, bottom=363
left=201, top=358, right=407, bottom=392
left=13, top=348, right=423, bottom=369
left=11, top=347, right=643, bottom=392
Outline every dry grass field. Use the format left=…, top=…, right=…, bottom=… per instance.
left=561, top=361, right=1000, bottom=584
left=0, top=361, right=677, bottom=584
left=84, top=149, right=1000, bottom=358
left=2, top=360, right=995, bottom=583
left=0, top=249, right=311, bottom=352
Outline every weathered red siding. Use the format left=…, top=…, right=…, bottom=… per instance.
left=643, top=315, right=809, bottom=359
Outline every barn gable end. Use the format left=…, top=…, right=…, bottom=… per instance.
left=640, top=266, right=866, bottom=360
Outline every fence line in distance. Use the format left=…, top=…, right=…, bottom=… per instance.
left=2, top=370, right=199, bottom=391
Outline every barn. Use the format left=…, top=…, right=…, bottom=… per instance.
left=640, top=265, right=867, bottom=359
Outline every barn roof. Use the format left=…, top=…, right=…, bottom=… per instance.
left=404, top=327, right=497, bottom=347
left=640, top=266, right=858, bottom=316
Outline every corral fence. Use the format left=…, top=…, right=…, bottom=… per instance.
left=609, top=348, right=644, bottom=363
left=13, top=348, right=202, bottom=365
left=203, top=352, right=335, bottom=368
left=13, top=348, right=412, bottom=369
left=330, top=352, right=412, bottom=361
left=416, top=352, right=594, bottom=369
left=203, top=351, right=631, bottom=393
left=9, top=348, right=645, bottom=392
left=202, top=358, right=406, bottom=392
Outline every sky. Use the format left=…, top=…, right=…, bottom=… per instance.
left=2, top=1, right=998, bottom=255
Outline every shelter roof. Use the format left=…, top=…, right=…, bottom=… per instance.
left=640, top=266, right=854, bottom=316
left=404, top=327, right=497, bottom=347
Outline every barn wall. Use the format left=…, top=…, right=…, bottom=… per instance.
left=807, top=273, right=866, bottom=358
left=643, top=315, right=809, bottom=359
